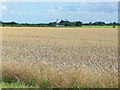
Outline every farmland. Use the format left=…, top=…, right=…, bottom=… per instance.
left=2, top=27, right=118, bottom=88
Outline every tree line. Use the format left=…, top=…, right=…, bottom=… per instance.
left=49, top=20, right=82, bottom=27
left=0, top=20, right=119, bottom=27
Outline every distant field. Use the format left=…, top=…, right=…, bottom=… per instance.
left=1, top=25, right=119, bottom=28
left=81, top=25, right=119, bottom=28
left=61, top=25, right=119, bottom=28
left=2, top=27, right=118, bottom=88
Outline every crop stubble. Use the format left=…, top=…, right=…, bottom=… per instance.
left=2, top=27, right=118, bottom=88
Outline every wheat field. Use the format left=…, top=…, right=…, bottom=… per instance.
left=2, top=27, right=118, bottom=88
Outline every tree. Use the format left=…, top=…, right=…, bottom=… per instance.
left=10, top=21, right=18, bottom=25
left=89, top=22, right=92, bottom=25
left=76, top=21, right=82, bottom=26
left=113, top=22, right=116, bottom=25
left=48, top=22, right=56, bottom=27
left=93, top=21, right=105, bottom=26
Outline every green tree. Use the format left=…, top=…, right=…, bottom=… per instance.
left=48, top=22, right=56, bottom=27
left=89, top=22, right=92, bottom=25
left=76, top=21, right=82, bottom=26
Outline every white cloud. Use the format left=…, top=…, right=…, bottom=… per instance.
left=58, top=6, right=64, bottom=10
left=48, top=9, right=56, bottom=14
left=10, top=10, right=34, bottom=15
left=66, top=10, right=118, bottom=23
left=0, top=5, right=7, bottom=11
left=0, top=4, right=7, bottom=16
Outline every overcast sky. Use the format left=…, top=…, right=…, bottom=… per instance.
left=1, top=2, right=118, bottom=23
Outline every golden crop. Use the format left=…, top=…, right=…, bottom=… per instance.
left=2, top=27, right=118, bottom=88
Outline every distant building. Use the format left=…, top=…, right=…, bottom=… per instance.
left=55, top=19, right=65, bottom=27
left=56, top=23, right=65, bottom=27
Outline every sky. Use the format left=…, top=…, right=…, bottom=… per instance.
left=0, top=2, right=118, bottom=24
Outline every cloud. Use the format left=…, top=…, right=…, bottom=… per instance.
left=88, top=2, right=118, bottom=13
left=10, top=10, right=34, bottom=15
left=10, top=10, right=22, bottom=14
left=54, top=2, right=118, bottom=14
left=2, top=2, right=117, bottom=23
left=48, top=9, right=55, bottom=13
left=58, top=6, right=64, bottom=10
left=0, top=4, right=7, bottom=16
left=0, top=5, right=7, bottom=11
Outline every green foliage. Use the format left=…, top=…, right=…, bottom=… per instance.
left=58, top=20, right=82, bottom=26
left=2, top=78, right=27, bottom=88
left=41, top=79, right=51, bottom=88
left=76, top=21, right=82, bottom=26
left=113, top=26, right=115, bottom=28
left=1, top=20, right=119, bottom=27
left=9, top=21, right=18, bottom=25
left=12, top=80, right=26, bottom=87
left=2, top=81, right=28, bottom=88
left=3, top=77, right=16, bottom=84
left=48, top=22, right=56, bottom=27
left=92, top=21, right=105, bottom=26
left=26, top=79, right=36, bottom=87
left=81, top=25, right=119, bottom=28
left=3, top=77, right=51, bottom=88
left=2, top=78, right=51, bottom=88
left=2, top=77, right=38, bottom=88
left=89, top=22, right=92, bottom=25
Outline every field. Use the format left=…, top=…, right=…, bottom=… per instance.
left=81, top=25, right=119, bottom=28
left=62, top=25, right=119, bottom=28
left=2, top=27, right=118, bottom=88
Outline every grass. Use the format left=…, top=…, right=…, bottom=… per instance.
left=2, top=82, right=86, bottom=88
left=2, top=25, right=120, bottom=28
left=2, top=77, right=39, bottom=88
left=2, top=78, right=89, bottom=88
left=81, top=25, right=119, bottom=28
left=2, top=27, right=118, bottom=88
left=2, top=81, right=29, bottom=88
left=53, top=25, right=119, bottom=28
left=1, top=79, right=95, bottom=88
